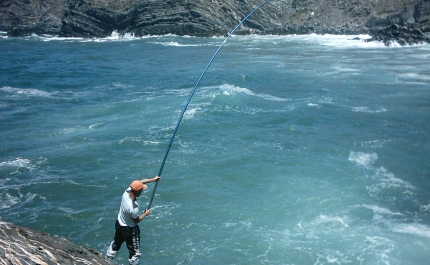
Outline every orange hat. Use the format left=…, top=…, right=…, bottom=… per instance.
left=130, top=180, right=147, bottom=191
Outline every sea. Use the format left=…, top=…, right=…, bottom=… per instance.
left=1, top=32, right=430, bottom=265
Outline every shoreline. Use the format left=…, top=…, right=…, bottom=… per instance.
left=2, top=30, right=429, bottom=48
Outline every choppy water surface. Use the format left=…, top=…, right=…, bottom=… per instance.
left=1, top=34, right=430, bottom=264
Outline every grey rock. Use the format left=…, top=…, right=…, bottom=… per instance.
left=366, top=23, right=430, bottom=46
left=0, top=219, right=114, bottom=265
left=1, top=0, right=430, bottom=40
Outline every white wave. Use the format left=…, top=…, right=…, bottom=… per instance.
left=108, top=31, right=136, bottom=39
left=58, top=207, right=76, bottom=214
left=118, top=136, right=161, bottom=145
left=360, top=204, right=404, bottom=217
left=313, top=214, right=349, bottom=228
left=366, top=170, right=415, bottom=203
left=292, top=34, right=379, bottom=49
left=184, top=107, right=199, bottom=119
left=220, top=84, right=254, bottom=97
left=356, top=139, right=390, bottom=148
left=332, top=65, right=361, bottom=73
left=15, top=33, right=430, bottom=49
left=398, top=73, right=430, bottom=82
left=219, top=84, right=290, bottom=102
left=156, top=41, right=181, bottom=46
left=361, top=236, right=395, bottom=259
left=236, top=33, right=369, bottom=47
left=392, top=223, right=430, bottom=238
left=22, top=32, right=183, bottom=43
left=348, top=151, right=378, bottom=169
left=84, top=31, right=139, bottom=42
left=33, top=31, right=139, bottom=42
left=420, top=203, right=430, bottom=212
left=0, top=158, right=33, bottom=170
left=349, top=150, right=415, bottom=194
left=140, top=33, right=176, bottom=39
left=374, top=167, right=415, bottom=190
left=310, top=34, right=415, bottom=48
left=357, top=206, right=430, bottom=239
left=222, top=221, right=252, bottom=229
left=23, top=192, right=36, bottom=204
left=1, top=86, right=52, bottom=98
left=0, top=193, right=20, bottom=209
left=0, top=192, right=36, bottom=210
left=307, top=103, right=321, bottom=109
left=351, top=106, right=387, bottom=113
left=89, top=122, right=104, bottom=129
left=244, top=33, right=430, bottom=49
left=24, top=33, right=84, bottom=42
left=318, top=97, right=334, bottom=104
left=147, top=34, right=213, bottom=47
left=152, top=41, right=204, bottom=47
left=349, top=151, right=415, bottom=196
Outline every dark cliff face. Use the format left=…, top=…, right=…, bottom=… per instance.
left=1, top=0, right=430, bottom=38
left=0, top=0, right=67, bottom=36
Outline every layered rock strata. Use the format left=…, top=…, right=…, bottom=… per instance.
left=1, top=0, right=429, bottom=42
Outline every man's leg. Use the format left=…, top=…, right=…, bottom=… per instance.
left=125, top=225, right=141, bottom=265
left=106, top=220, right=125, bottom=260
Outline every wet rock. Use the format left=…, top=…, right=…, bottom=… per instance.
left=367, top=23, right=430, bottom=46
left=0, top=219, right=114, bottom=265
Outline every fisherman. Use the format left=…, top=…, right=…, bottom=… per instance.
left=106, top=176, right=160, bottom=265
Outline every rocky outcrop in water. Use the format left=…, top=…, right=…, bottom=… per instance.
left=367, top=23, right=430, bottom=46
left=1, top=0, right=430, bottom=41
left=0, top=219, right=114, bottom=265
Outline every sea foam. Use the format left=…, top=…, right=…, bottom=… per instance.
left=351, top=106, right=387, bottom=113
left=184, top=107, right=200, bottom=119
left=1, top=86, right=52, bottom=98
left=218, top=84, right=290, bottom=102
left=392, top=223, right=430, bottom=238
left=348, top=151, right=378, bottom=169
left=0, top=158, right=33, bottom=170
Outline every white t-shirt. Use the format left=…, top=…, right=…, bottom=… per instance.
left=117, top=187, right=139, bottom=227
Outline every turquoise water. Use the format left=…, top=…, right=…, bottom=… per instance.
left=1, top=34, right=430, bottom=264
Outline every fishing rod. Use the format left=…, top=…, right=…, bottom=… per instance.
left=146, top=0, right=271, bottom=210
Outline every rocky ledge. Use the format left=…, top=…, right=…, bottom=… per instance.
left=367, top=23, right=430, bottom=46
left=0, top=219, right=114, bottom=265
left=1, top=0, right=430, bottom=45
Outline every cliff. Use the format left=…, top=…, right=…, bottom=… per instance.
left=1, top=0, right=430, bottom=40
left=0, top=219, right=114, bottom=265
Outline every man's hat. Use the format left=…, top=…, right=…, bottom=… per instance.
left=130, top=180, right=147, bottom=191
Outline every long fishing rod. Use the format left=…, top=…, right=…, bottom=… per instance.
left=147, top=0, right=271, bottom=210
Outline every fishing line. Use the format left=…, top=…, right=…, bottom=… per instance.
left=147, top=0, right=271, bottom=210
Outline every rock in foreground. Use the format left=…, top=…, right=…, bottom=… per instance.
left=0, top=219, right=114, bottom=265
